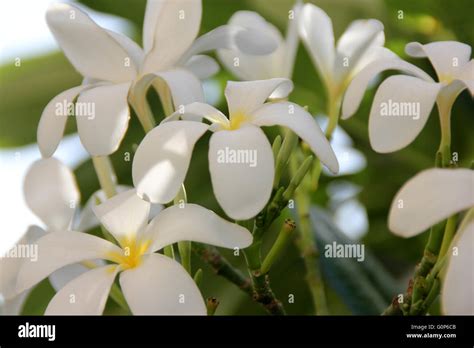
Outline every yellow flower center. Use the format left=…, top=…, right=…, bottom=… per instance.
left=226, top=111, right=249, bottom=130
left=108, top=237, right=151, bottom=270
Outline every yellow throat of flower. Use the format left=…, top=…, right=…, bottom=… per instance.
left=108, top=237, right=151, bottom=270
left=226, top=111, right=249, bottom=130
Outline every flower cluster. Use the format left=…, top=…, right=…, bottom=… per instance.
left=1, top=0, right=472, bottom=316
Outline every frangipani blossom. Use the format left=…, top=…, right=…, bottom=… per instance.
left=342, top=41, right=474, bottom=153
left=1, top=158, right=97, bottom=314
left=38, top=1, right=277, bottom=157
left=16, top=189, right=252, bottom=315
left=298, top=3, right=392, bottom=98
left=387, top=168, right=474, bottom=314
left=132, top=78, right=339, bottom=220
left=217, top=1, right=302, bottom=98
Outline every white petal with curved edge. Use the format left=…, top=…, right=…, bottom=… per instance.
left=209, top=125, right=274, bottom=220
left=368, top=75, right=440, bottom=153
left=182, top=23, right=278, bottom=63
left=388, top=169, right=474, bottom=237
left=145, top=204, right=252, bottom=252
left=46, top=3, right=136, bottom=82
left=0, top=226, right=46, bottom=299
left=133, top=121, right=208, bottom=204
left=120, top=253, right=206, bottom=315
left=342, top=58, right=434, bottom=119
left=151, top=69, right=205, bottom=110
left=164, top=102, right=229, bottom=128
left=24, top=158, right=80, bottom=232
left=184, top=55, right=220, bottom=79
left=76, top=82, right=131, bottom=156
left=142, top=0, right=202, bottom=73
left=406, top=41, right=472, bottom=80
left=49, top=260, right=105, bottom=292
left=225, top=79, right=293, bottom=118
left=216, top=12, right=286, bottom=82
left=298, top=4, right=335, bottom=83
left=16, top=231, right=121, bottom=293
left=252, top=102, right=339, bottom=174
left=106, top=30, right=144, bottom=68
left=283, top=1, right=303, bottom=78
left=38, top=85, right=90, bottom=157
left=45, top=265, right=119, bottom=315
left=442, top=220, right=474, bottom=315
left=93, top=189, right=150, bottom=246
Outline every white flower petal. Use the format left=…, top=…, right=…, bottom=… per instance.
left=252, top=102, right=339, bottom=174
left=388, top=168, right=474, bottom=237
left=341, top=58, right=434, bottom=120
left=184, top=55, right=220, bottom=79
left=120, top=253, right=206, bottom=315
left=142, top=0, right=202, bottom=73
left=106, top=30, right=144, bottom=68
left=442, top=219, right=474, bottom=315
left=76, top=82, right=131, bottom=156
left=454, top=59, right=474, bottom=96
left=209, top=125, right=274, bottom=220
left=225, top=79, right=293, bottom=118
left=49, top=261, right=104, bottom=292
left=298, top=4, right=335, bottom=84
left=368, top=75, right=440, bottom=153
left=132, top=121, right=208, bottom=204
left=24, top=158, right=80, bottom=232
left=405, top=41, right=472, bottom=80
left=183, top=23, right=278, bottom=62
left=0, top=291, right=30, bottom=315
left=334, top=19, right=384, bottom=81
left=16, top=231, right=121, bottom=294
left=38, top=85, right=89, bottom=158
left=46, top=3, right=136, bottom=82
left=216, top=12, right=286, bottom=82
left=93, top=189, right=150, bottom=246
left=145, top=204, right=252, bottom=252
left=0, top=226, right=46, bottom=299
left=164, top=102, right=229, bottom=128
left=151, top=68, right=205, bottom=111
left=283, top=1, right=303, bottom=78
left=45, top=265, right=119, bottom=315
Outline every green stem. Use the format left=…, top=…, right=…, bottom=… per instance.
left=178, top=241, right=192, bottom=274
left=109, top=284, right=131, bottom=314
left=261, top=219, right=296, bottom=274
left=92, top=156, right=117, bottom=199
left=438, top=215, right=457, bottom=258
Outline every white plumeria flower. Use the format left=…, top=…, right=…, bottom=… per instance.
left=38, top=0, right=277, bottom=157
left=217, top=1, right=302, bottom=98
left=131, top=78, right=339, bottom=220
left=388, top=168, right=474, bottom=314
left=298, top=3, right=392, bottom=98
left=16, top=189, right=252, bottom=315
left=1, top=158, right=99, bottom=314
left=342, top=41, right=474, bottom=153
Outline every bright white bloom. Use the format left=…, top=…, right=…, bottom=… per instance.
left=132, top=78, right=339, bottom=220
left=217, top=1, right=302, bottom=98
left=342, top=41, right=474, bottom=153
left=38, top=1, right=277, bottom=157
left=16, top=189, right=252, bottom=315
left=388, top=168, right=474, bottom=314
left=298, top=3, right=392, bottom=98
left=0, top=158, right=97, bottom=314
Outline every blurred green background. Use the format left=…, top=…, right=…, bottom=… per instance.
left=1, top=0, right=473, bottom=315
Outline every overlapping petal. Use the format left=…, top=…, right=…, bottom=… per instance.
left=132, top=121, right=208, bottom=204
left=368, top=75, right=440, bottom=153
left=144, top=204, right=252, bottom=252
left=388, top=169, right=474, bottom=237
left=45, top=265, right=119, bottom=315
left=16, top=232, right=121, bottom=293
left=120, top=253, right=206, bottom=315
left=46, top=3, right=136, bottom=82
left=24, top=158, right=80, bottom=232
left=93, top=190, right=150, bottom=246
left=208, top=125, right=274, bottom=220
left=76, top=82, right=131, bottom=156
left=252, top=102, right=339, bottom=174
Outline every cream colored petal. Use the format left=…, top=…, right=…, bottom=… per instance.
left=389, top=168, right=474, bottom=237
